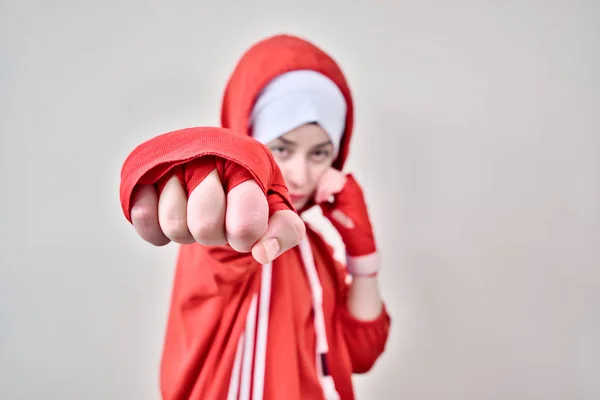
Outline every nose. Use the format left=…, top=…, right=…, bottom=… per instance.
left=285, top=157, right=310, bottom=190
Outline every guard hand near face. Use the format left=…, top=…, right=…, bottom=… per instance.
left=315, top=168, right=377, bottom=258
left=314, top=168, right=353, bottom=229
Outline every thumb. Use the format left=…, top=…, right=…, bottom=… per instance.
left=251, top=210, right=306, bottom=264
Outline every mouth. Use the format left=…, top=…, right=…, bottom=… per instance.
left=289, top=193, right=307, bottom=203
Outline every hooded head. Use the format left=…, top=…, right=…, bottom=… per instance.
left=221, top=34, right=354, bottom=212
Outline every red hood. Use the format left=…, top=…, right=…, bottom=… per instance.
left=220, top=34, right=354, bottom=172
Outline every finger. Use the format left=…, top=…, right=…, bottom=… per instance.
left=251, top=210, right=306, bottom=265
left=315, top=189, right=327, bottom=204
left=314, top=183, right=325, bottom=204
left=130, top=184, right=170, bottom=246
left=156, top=166, right=184, bottom=196
left=316, top=170, right=342, bottom=203
left=317, top=182, right=333, bottom=204
left=225, top=180, right=269, bottom=253
left=158, top=174, right=195, bottom=244
left=327, top=174, right=346, bottom=194
left=315, top=177, right=331, bottom=204
left=187, top=169, right=227, bottom=246
left=317, top=183, right=336, bottom=204
left=319, top=174, right=347, bottom=204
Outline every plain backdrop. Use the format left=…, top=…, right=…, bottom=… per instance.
left=1, top=1, right=599, bottom=399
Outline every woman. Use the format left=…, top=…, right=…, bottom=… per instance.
left=119, top=34, right=391, bottom=400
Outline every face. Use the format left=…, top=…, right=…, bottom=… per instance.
left=267, top=123, right=335, bottom=210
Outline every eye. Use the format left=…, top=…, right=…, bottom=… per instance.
left=270, top=146, right=290, bottom=159
left=310, top=149, right=332, bottom=162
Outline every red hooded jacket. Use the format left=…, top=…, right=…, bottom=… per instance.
left=119, top=34, right=391, bottom=400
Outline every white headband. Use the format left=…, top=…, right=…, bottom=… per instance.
left=249, top=70, right=347, bottom=155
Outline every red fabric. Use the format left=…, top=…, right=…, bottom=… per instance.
left=320, top=174, right=377, bottom=257
left=118, top=34, right=391, bottom=400
left=155, top=228, right=391, bottom=400
left=119, top=127, right=294, bottom=220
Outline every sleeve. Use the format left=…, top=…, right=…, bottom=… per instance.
left=119, top=126, right=294, bottom=223
left=339, top=299, right=391, bottom=373
left=309, top=227, right=391, bottom=374
left=331, top=256, right=391, bottom=373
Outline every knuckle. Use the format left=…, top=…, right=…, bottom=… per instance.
left=160, top=216, right=189, bottom=238
left=228, top=224, right=261, bottom=242
left=189, top=218, right=223, bottom=241
left=291, top=215, right=306, bottom=241
left=228, top=214, right=265, bottom=241
left=131, top=205, right=156, bottom=228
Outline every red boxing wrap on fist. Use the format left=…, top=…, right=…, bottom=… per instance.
left=119, top=127, right=295, bottom=222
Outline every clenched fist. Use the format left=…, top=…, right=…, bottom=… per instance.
left=120, top=127, right=306, bottom=265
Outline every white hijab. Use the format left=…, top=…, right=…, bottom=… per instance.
left=249, top=70, right=347, bottom=155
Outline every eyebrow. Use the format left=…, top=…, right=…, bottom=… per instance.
left=278, top=137, right=297, bottom=147
left=313, top=140, right=333, bottom=148
left=277, top=137, right=333, bottom=148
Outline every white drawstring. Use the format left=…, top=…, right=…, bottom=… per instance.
left=228, top=263, right=272, bottom=400
left=227, top=240, right=340, bottom=400
left=253, top=262, right=272, bottom=400
left=227, top=332, right=245, bottom=400
left=239, top=295, right=258, bottom=400
left=298, top=239, right=341, bottom=400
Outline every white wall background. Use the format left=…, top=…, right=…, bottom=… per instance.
left=1, top=1, right=599, bottom=399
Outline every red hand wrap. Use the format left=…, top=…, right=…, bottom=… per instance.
left=120, top=127, right=295, bottom=223
left=320, top=174, right=377, bottom=257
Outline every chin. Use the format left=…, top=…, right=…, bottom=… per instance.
left=292, top=199, right=309, bottom=211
